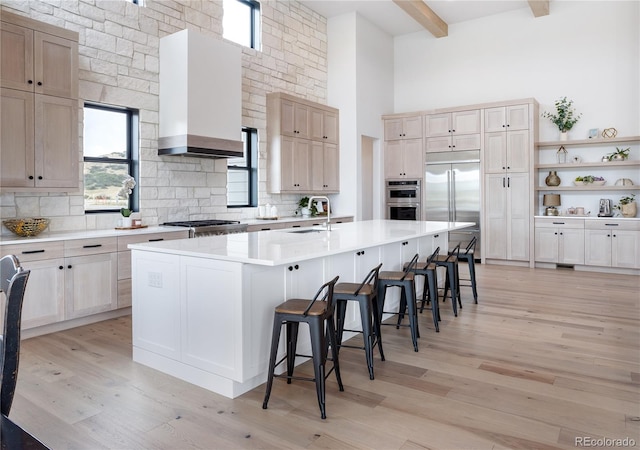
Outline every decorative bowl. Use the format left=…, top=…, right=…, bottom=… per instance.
left=2, top=218, right=50, bottom=237
left=573, top=180, right=606, bottom=186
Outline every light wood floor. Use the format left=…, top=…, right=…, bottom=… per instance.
left=8, top=264, right=640, bottom=449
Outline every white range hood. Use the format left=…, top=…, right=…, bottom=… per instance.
left=158, top=29, right=243, bottom=158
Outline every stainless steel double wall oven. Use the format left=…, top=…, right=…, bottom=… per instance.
left=386, top=179, right=421, bottom=221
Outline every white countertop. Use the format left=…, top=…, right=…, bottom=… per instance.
left=242, top=214, right=353, bottom=226
left=0, top=226, right=184, bottom=245
left=129, top=219, right=475, bottom=266
left=534, top=215, right=640, bottom=220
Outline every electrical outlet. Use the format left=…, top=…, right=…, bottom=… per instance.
left=148, top=272, right=163, bottom=288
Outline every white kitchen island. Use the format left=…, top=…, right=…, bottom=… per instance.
left=129, top=220, right=474, bottom=398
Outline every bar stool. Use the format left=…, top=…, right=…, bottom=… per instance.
left=377, top=254, right=420, bottom=352
left=334, top=263, right=384, bottom=380
left=450, top=236, right=478, bottom=304
left=403, top=247, right=441, bottom=332
left=262, top=276, right=342, bottom=420
left=435, top=243, right=461, bottom=315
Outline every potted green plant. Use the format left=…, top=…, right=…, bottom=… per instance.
left=297, top=196, right=318, bottom=217
left=542, top=97, right=582, bottom=140
left=615, top=194, right=637, bottom=218
left=607, top=147, right=630, bottom=161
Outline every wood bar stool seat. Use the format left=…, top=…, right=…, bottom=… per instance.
left=403, top=247, right=441, bottom=332
left=449, top=236, right=478, bottom=304
left=334, top=263, right=384, bottom=380
left=262, top=276, right=342, bottom=420
left=377, top=254, right=420, bottom=352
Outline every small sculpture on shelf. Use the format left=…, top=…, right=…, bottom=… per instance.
left=602, top=127, right=618, bottom=138
left=556, top=145, right=568, bottom=164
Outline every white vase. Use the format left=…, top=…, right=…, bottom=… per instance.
left=301, top=207, right=311, bottom=218
left=121, top=217, right=133, bottom=228
left=559, top=131, right=569, bottom=141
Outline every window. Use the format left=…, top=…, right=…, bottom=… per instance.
left=223, top=0, right=261, bottom=49
left=83, top=104, right=139, bottom=213
left=227, top=127, right=258, bottom=207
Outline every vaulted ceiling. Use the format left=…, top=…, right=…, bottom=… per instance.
left=301, top=0, right=550, bottom=38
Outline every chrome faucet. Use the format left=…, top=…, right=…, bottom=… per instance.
left=308, top=195, right=331, bottom=231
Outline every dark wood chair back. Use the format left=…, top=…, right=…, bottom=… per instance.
left=0, top=255, right=31, bottom=417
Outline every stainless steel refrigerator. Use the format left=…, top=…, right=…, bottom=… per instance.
left=424, top=150, right=481, bottom=258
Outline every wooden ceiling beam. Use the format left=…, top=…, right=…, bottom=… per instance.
left=527, top=0, right=550, bottom=17
left=392, top=0, right=448, bottom=38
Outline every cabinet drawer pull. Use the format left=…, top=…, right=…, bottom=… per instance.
left=552, top=222, right=565, bottom=225
left=22, top=249, right=45, bottom=254
left=83, top=244, right=103, bottom=248
left=604, top=223, right=619, bottom=226
left=148, top=238, right=164, bottom=242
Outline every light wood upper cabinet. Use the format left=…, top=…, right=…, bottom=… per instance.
left=384, top=139, right=424, bottom=179
left=384, top=116, right=423, bottom=140
left=425, top=110, right=481, bottom=152
left=0, top=11, right=79, bottom=191
left=268, top=92, right=340, bottom=194
left=484, top=129, right=529, bottom=174
left=485, top=104, right=529, bottom=132
left=310, top=108, right=338, bottom=144
left=1, top=16, right=78, bottom=99
left=311, top=141, right=339, bottom=192
left=1, top=21, right=34, bottom=91
left=1, top=89, right=78, bottom=189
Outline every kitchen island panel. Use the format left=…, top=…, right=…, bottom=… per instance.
left=131, top=220, right=475, bottom=398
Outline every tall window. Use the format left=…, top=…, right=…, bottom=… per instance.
left=227, top=127, right=258, bottom=207
left=223, top=0, right=261, bottom=49
left=83, top=104, right=139, bottom=213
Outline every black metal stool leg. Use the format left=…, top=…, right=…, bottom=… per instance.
left=308, top=319, right=326, bottom=419
left=357, top=296, right=375, bottom=380
left=468, top=257, right=478, bottom=303
left=263, top=316, right=283, bottom=409
left=326, top=318, right=344, bottom=391
left=286, top=322, right=299, bottom=383
left=371, top=296, right=385, bottom=361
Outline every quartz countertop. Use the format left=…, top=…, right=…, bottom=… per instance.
left=0, top=226, right=186, bottom=245
left=129, top=219, right=475, bottom=266
left=242, top=214, right=353, bottom=226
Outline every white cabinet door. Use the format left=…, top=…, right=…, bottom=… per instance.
left=403, top=139, right=424, bottom=179
left=485, top=105, right=528, bottom=132
left=285, top=258, right=325, bottom=300
left=65, top=252, right=117, bottom=319
left=612, top=230, right=640, bottom=268
left=452, top=110, right=480, bottom=134
left=535, top=227, right=558, bottom=263
left=21, top=258, right=65, bottom=329
left=484, top=132, right=507, bottom=174
left=505, top=129, right=529, bottom=173
left=425, top=113, right=451, bottom=137
left=385, top=116, right=423, bottom=140
left=485, top=173, right=529, bottom=261
left=558, top=228, right=585, bottom=265
left=584, top=229, right=611, bottom=267
left=507, top=173, right=530, bottom=261
left=484, top=174, right=508, bottom=259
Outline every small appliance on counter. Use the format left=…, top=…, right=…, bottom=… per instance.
left=597, top=199, right=614, bottom=217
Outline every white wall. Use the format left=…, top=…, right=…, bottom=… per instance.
left=393, top=1, right=640, bottom=141
left=327, top=12, right=394, bottom=219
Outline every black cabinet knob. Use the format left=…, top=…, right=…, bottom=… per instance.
left=38, top=176, right=43, bottom=180
left=59, top=266, right=64, bottom=270
left=37, top=81, right=42, bottom=86
left=294, top=264, right=299, bottom=270
left=28, top=80, right=33, bottom=84
left=28, top=175, right=34, bottom=180
left=288, top=266, right=293, bottom=271
left=67, top=265, right=72, bottom=269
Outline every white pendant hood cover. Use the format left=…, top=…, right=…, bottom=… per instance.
left=158, top=29, right=243, bottom=158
